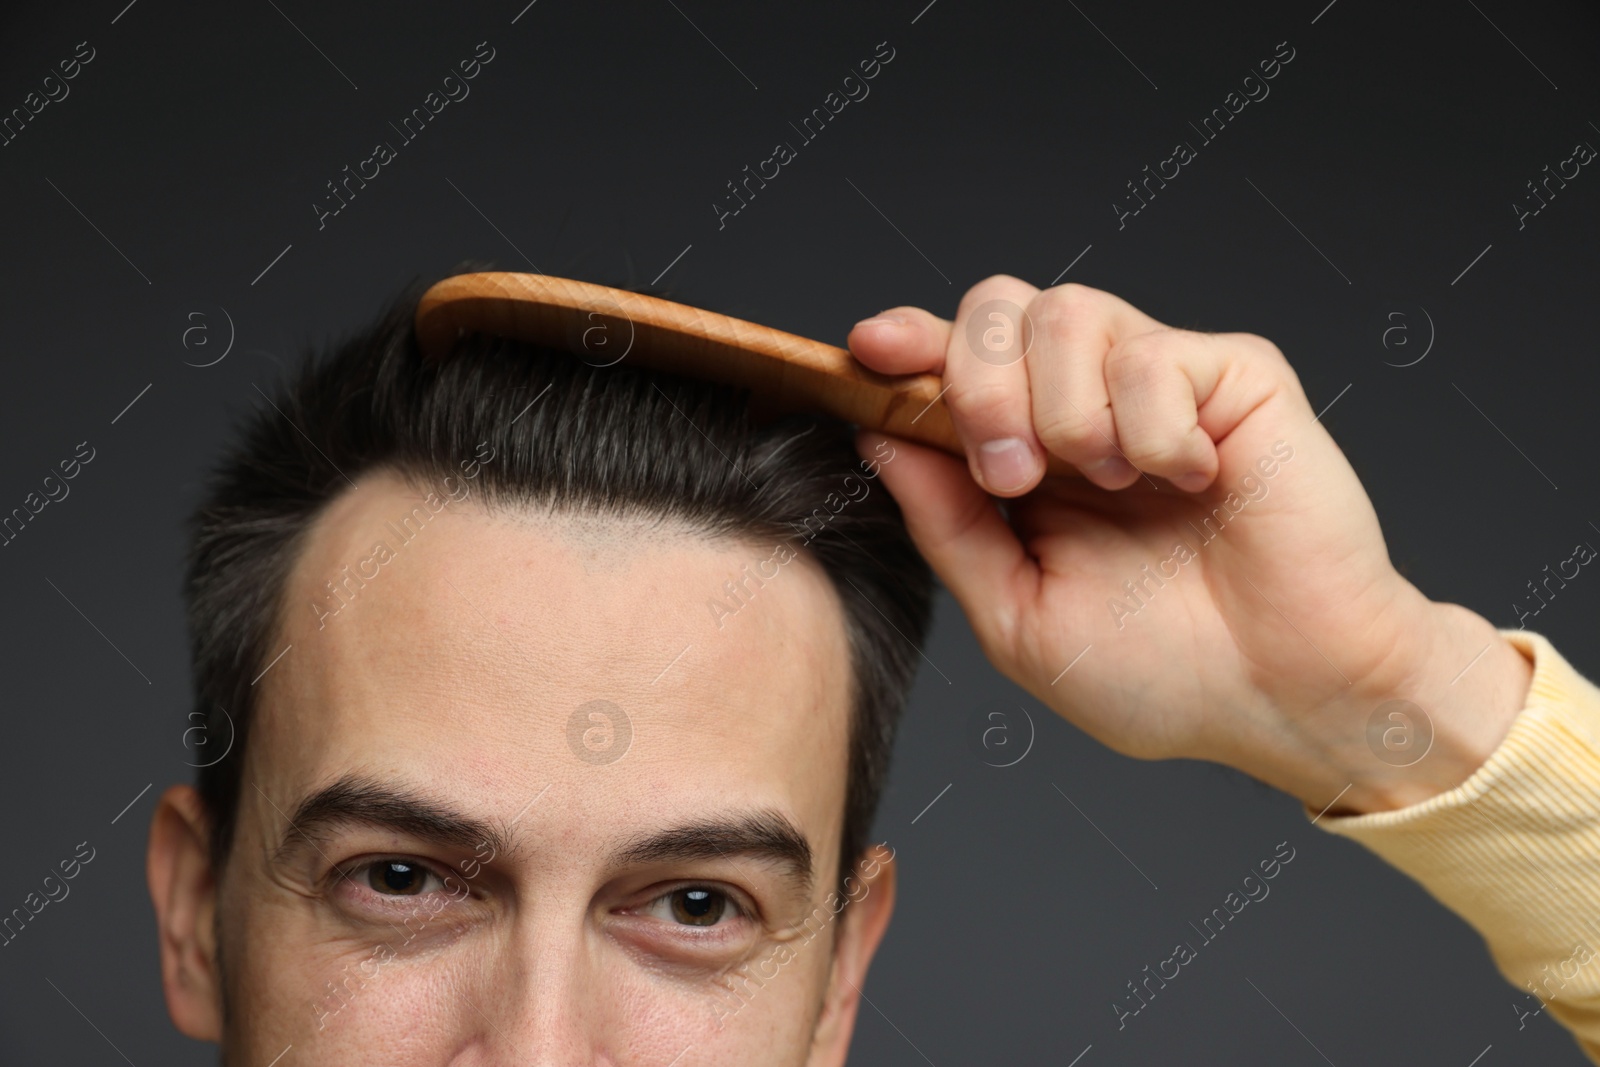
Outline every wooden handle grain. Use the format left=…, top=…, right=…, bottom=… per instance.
left=415, top=272, right=1079, bottom=478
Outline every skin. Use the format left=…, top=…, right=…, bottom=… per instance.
left=148, top=471, right=896, bottom=1065
left=848, top=277, right=1530, bottom=814
left=150, top=276, right=1533, bottom=1064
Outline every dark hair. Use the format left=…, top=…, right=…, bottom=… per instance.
left=184, top=270, right=932, bottom=891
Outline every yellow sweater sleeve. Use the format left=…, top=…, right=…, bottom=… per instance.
left=1315, top=630, right=1600, bottom=1064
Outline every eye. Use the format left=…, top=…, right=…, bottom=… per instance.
left=633, top=885, right=743, bottom=929
left=671, top=887, right=727, bottom=926
left=361, top=859, right=443, bottom=897
left=612, top=883, right=762, bottom=961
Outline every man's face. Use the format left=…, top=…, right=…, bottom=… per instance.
left=150, top=470, right=896, bottom=1065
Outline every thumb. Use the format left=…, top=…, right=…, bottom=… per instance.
left=856, top=430, right=1035, bottom=651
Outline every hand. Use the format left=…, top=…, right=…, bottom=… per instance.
left=848, top=276, right=1531, bottom=814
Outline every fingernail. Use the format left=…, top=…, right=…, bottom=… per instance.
left=1173, top=470, right=1211, bottom=492
left=977, top=437, right=1037, bottom=492
left=854, top=313, right=906, bottom=330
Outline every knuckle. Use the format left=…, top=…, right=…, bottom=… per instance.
left=1241, top=330, right=1281, bottom=356
left=1028, top=282, right=1101, bottom=334
left=1035, top=406, right=1110, bottom=457
left=946, top=377, right=1021, bottom=428
left=1229, top=330, right=1286, bottom=366
left=1225, top=330, right=1307, bottom=397
left=1121, top=428, right=1193, bottom=472
left=964, top=273, right=1031, bottom=305
left=1105, top=330, right=1181, bottom=389
left=1247, top=332, right=1299, bottom=381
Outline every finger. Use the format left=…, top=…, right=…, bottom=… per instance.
left=854, top=429, right=1034, bottom=655
left=1024, top=283, right=1168, bottom=490
left=942, top=274, right=1044, bottom=496
left=1103, top=329, right=1227, bottom=491
left=847, top=306, right=953, bottom=376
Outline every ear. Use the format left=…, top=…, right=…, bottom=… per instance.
left=807, top=844, right=898, bottom=1066
left=146, top=784, right=223, bottom=1041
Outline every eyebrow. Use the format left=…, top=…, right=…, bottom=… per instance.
left=271, top=775, right=815, bottom=895
left=611, top=810, right=815, bottom=897
left=272, top=774, right=513, bottom=865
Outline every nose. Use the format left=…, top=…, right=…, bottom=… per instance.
left=445, top=932, right=615, bottom=1067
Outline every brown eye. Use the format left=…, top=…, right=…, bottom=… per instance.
left=369, top=860, right=425, bottom=895
left=670, top=887, right=726, bottom=926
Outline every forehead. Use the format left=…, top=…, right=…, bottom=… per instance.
left=255, top=469, right=853, bottom=867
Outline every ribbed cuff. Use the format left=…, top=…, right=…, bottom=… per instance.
left=1313, top=630, right=1600, bottom=1061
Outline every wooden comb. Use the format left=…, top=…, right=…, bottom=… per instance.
left=414, top=272, right=1077, bottom=478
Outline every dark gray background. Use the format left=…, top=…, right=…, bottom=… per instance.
left=2, top=0, right=1597, bottom=1063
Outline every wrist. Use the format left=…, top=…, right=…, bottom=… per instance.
left=1318, top=598, right=1532, bottom=816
